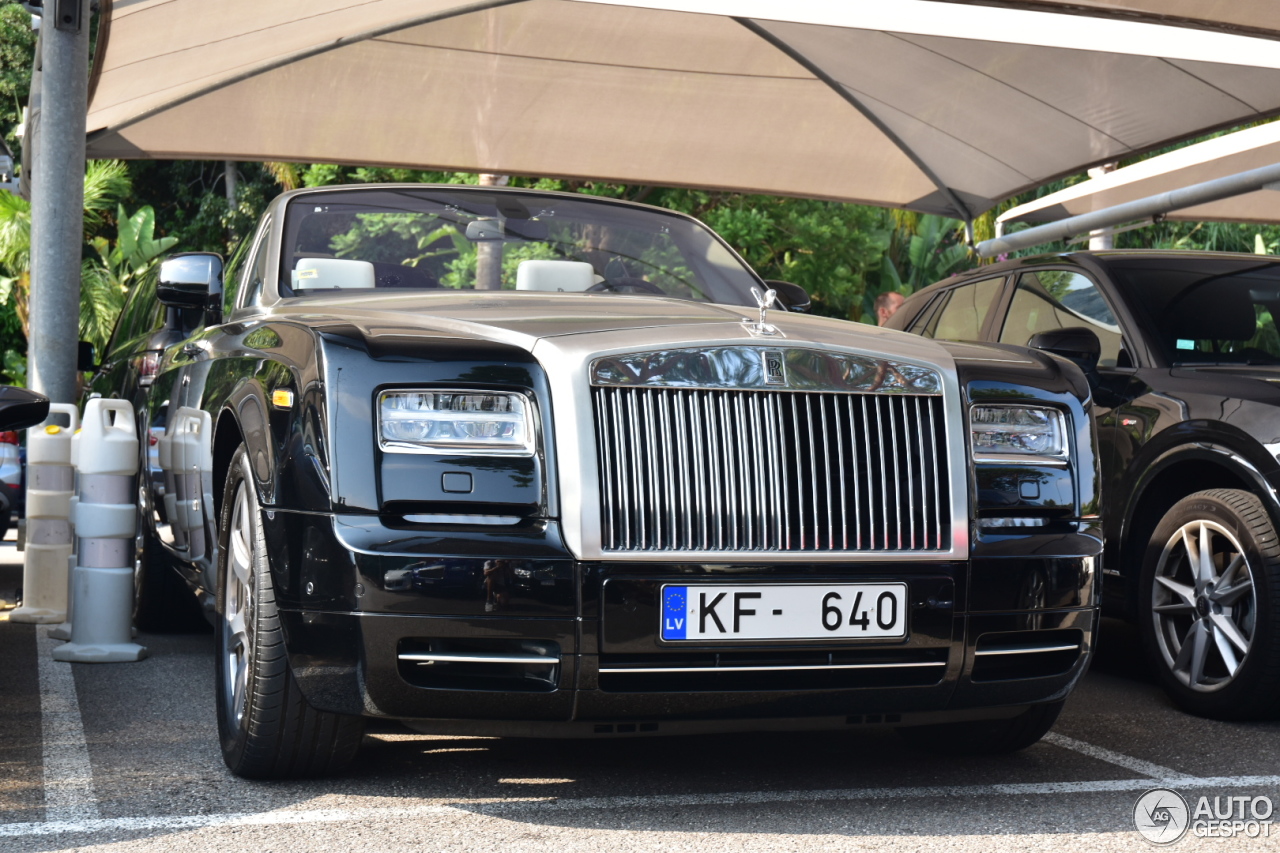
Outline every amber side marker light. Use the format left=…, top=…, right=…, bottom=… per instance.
left=271, top=389, right=294, bottom=409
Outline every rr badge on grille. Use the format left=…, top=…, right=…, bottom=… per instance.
left=762, top=349, right=787, bottom=386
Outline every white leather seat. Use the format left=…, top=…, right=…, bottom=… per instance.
left=515, top=260, right=595, bottom=292
left=292, top=257, right=376, bottom=290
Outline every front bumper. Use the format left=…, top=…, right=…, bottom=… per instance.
left=265, top=511, right=1100, bottom=732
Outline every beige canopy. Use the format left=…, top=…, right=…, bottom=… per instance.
left=1014, top=1, right=1280, bottom=39
left=999, top=122, right=1280, bottom=226
left=84, top=0, right=1280, bottom=219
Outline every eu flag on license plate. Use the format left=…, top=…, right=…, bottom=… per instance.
left=661, top=586, right=688, bottom=640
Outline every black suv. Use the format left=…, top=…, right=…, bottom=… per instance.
left=888, top=250, right=1280, bottom=719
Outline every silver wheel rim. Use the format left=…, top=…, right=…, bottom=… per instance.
left=1152, top=519, right=1258, bottom=693
left=220, top=480, right=255, bottom=729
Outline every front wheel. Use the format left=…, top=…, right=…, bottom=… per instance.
left=1139, top=489, right=1280, bottom=720
left=897, top=701, right=1064, bottom=754
left=214, top=444, right=365, bottom=778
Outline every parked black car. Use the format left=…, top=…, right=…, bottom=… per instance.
left=84, top=268, right=204, bottom=630
left=888, top=250, right=1280, bottom=720
left=91, top=185, right=1102, bottom=778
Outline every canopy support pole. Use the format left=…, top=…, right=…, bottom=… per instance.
left=978, top=160, right=1280, bottom=258
left=29, top=0, right=89, bottom=405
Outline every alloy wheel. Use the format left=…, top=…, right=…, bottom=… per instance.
left=220, top=481, right=255, bottom=729
left=1151, top=519, right=1257, bottom=692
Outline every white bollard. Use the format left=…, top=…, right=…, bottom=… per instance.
left=11, top=404, right=78, bottom=624
left=52, top=399, right=147, bottom=663
left=165, top=407, right=214, bottom=558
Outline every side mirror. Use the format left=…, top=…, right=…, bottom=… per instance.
left=0, top=386, right=49, bottom=432
left=77, top=341, right=97, bottom=372
left=764, top=280, right=811, bottom=313
left=1028, top=326, right=1102, bottom=378
left=158, top=252, right=223, bottom=311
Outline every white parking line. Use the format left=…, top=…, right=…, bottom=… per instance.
left=35, top=631, right=99, bottom=823
left=4, top=772, right=1280, bottom=839
left=1041, top=732, right=1192, bottom=780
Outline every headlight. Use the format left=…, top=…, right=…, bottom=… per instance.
left=970, top=405, right=1067, bottom=461
left=378, top=390, right=535, bottom=455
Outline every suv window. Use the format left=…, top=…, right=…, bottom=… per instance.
left=223, top=216, right=270, bottom=316
left=911, top=277, right=1002, bottom=341
left=999, top=271, right=1124, bottom=368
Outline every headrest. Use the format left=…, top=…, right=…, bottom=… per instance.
left=292, top=257, right=376, bottom=291
left=515, top=260, right=595, bottom=293
left=1166, top=284, right=1257, bottom=341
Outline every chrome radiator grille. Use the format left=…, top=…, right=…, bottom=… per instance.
left=591, top=388, right=950, bottom=553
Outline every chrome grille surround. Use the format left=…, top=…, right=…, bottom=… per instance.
left=589, top=346, right=954, bottom=555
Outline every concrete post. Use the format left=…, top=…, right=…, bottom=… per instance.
left=28, top=0, right=89, bottom=406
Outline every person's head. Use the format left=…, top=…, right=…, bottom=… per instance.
left=874, top=291, right=905, bottom=325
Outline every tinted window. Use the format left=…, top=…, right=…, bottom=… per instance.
left=912, top=278, right=1002, bottom=341
left=223, top=216, right=270, bottom=316
left=1110, top=258, right=1280, bottom=365
left=1000, top=271, right=1124, bottom=368
left=106, top=274, right=161, bottom=357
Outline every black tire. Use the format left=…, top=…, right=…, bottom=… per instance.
left=1138, top=489, right=1280, bottom=720
left=0, top=495, right=10, bottom=543
left=215, top=444, right=365, bottom=778
left=897, top=701, right=1064, bottom=755
left=134, top=482, right=206, bottom=633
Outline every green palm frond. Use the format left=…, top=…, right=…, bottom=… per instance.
left=81, top=160, right=132, bottom=231
left=0, top=189, right=31, bottom=277
left=79, top=254, right=126, bottom=352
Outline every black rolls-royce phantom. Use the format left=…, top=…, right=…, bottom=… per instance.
left=90, top=185, right=1102, bottom=778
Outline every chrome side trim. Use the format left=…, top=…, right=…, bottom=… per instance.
left=974, top=644, right=1080, bottom=657
left=401, top=514, right=521, bottom=526
left=399, top=652, right=559, bottom=665
left=598, top=662, right=947, bottom=674
left=591, top=346, right=943, bottom=394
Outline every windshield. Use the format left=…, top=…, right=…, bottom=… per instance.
left=280, top=188, right=760, bottom=306
left=1110, top=258, right=1280, bottom=366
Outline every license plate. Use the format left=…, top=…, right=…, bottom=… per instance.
left=660, top=583, right=908, bottom=642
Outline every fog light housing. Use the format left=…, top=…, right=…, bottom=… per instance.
left=970, top=405, right=1067, bottom=462
left=379, top=390, right=535, bottom=455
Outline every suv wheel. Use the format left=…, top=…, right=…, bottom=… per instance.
left=1140, top=489, right=1280, bottom=719
left=215, top=444, right=365, bottom=778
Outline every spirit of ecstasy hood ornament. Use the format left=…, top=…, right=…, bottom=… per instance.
left=744, top=286, right=782, bottom=337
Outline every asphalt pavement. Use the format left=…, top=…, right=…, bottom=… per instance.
left=2, top=536, right=1278, bottom=853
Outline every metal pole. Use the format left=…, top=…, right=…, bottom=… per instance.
left=978, top=160, right=1280, bottom=258
left=28, top=0, right=89, bottom=405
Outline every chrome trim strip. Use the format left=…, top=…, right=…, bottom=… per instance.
left=591, top=347, right=943, bottom=394
left=399, top=653, right=560, bottom=665
left=598, top=662, right=948, bottom=674
left=973, top=453, right=1070, bottom=467
left=925, top=394, right=941, bottom=549
left=401, top=514, right=521, bottom=526
left=905, top=397, right=916, bottom=550
left=974, top=644, right=1080, bottom=657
